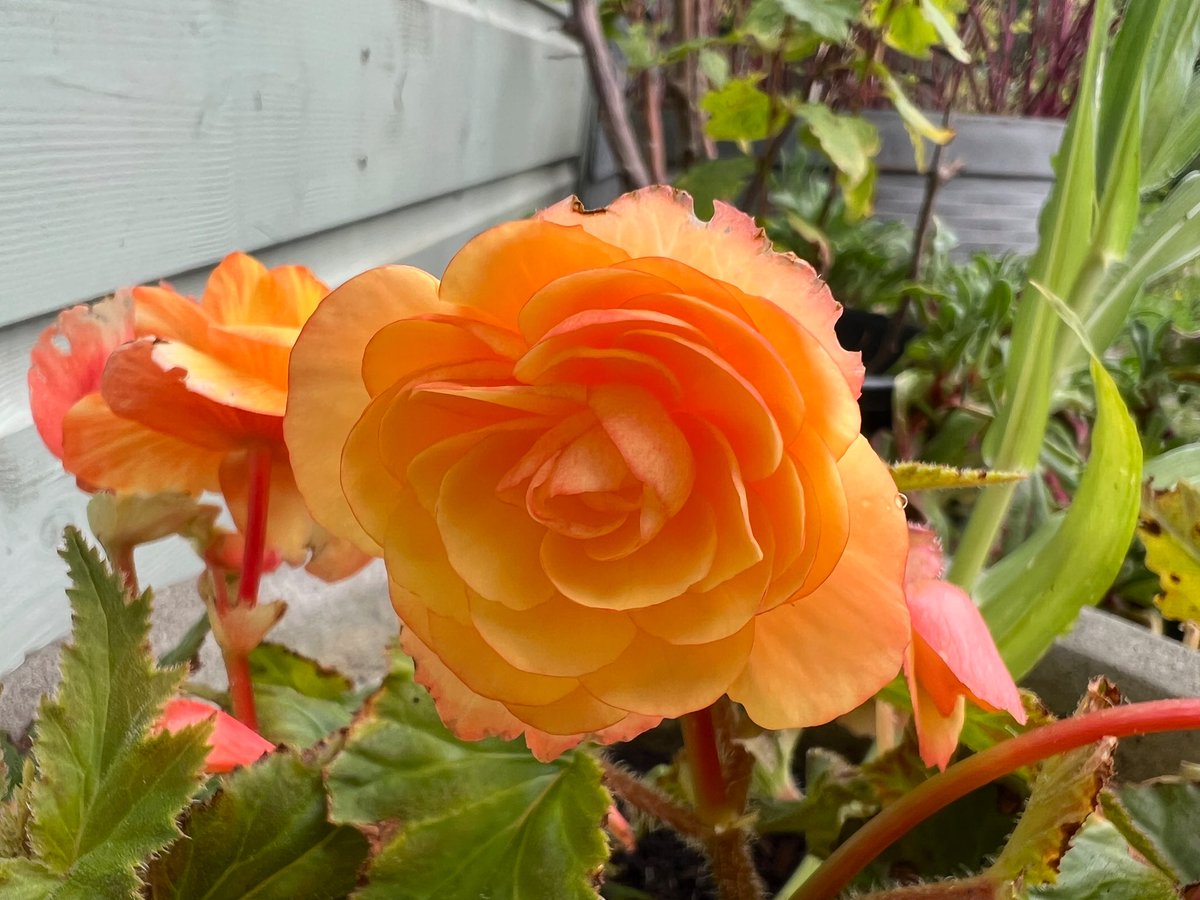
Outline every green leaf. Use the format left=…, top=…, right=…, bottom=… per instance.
left=880, top=1, right=940, bottom=58
left=698, top=48, right=730, bottom=88
left=674, top=156, right=757, bottom=219
left=889, top=461, right=1026, bottom=492
left=1027, top=818, right=1180, bottom=900
left=157, top=612, right=211, bottom=670
left=148, top=750, right=368, bottom=900
left=838, top=162, right=877, bottom=221
left=327, top=668, right=610, bottom=900
left=777, top=0, right=859, bottom=42
left=1141, top=4, right=1200, bottom=185
left=0, top=759, right=34, bottom=858
left=1144, top=442, right=1200, bottom=489
left=1138, top=480, right=1200, bottom=622
left=918, top=0, right=968, bottom=63
left=986, top=681, right=1118, bottom=886
left=977, top=359, right=1142, bottom=678
left=701, top=77, right=777, bottom=143
left=1104, top=780, right=1200, bottom=883
left=0, top=859, right=64, bottom=899
left=877, top=69, right=953, bottom=170
left=248, top=644, right=357, bottom=748
left=25, top=528, right=210, bottom=896
left=1144, top=80, right=1200, bottom=192
left=796, top=105, right=879, bottom=185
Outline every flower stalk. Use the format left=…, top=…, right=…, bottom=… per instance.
left=237, top=447, right=273, bottom=606
left=789, top=698, right=1200, bottom=900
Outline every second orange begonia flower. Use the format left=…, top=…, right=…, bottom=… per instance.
left=28, top=253, right=367, bottom=580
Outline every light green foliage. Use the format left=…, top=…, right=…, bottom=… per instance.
left=327, top=665, right=610, bottom=900
left=674, top=157, right=757, bottom=219
left=776, top=0, right=860, bottom=43
left=1104, top=781, right=1200, bottom=884
left=1138, top=481, right=1200, bottom=622
left=7, top=529, right=210, bottom=898
left=877, top=69, right=954, bottom=169
left=978, top=360, right=1142, bottom=678
left=148, top=750, right=368, bottom=900
left=248, top=644, right=358, bottom=748
left=701, top=77, right=778, bottom=143
left=889, top=462, right=1026, bottom=493
left=1027, top=819, right=1179, bottom=900
left=874, top=0, right=969, bottom=61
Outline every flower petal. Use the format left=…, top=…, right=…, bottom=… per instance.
left=219, top=450, right=316, bottom=568
left=285, top=265, right=444, bottom=555
left=729, top=436, right=910, bottom=729
left=200, top=252, right=270, bottom=325
left=159, top=697, right=274, bottom=773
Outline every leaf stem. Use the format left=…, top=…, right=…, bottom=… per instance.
left=789, top=699, right=1200, bottom=900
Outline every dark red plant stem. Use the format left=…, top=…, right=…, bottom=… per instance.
left=208, top=564, right=258, bottom=731
left=680, top=706, right=736, bottom=826
left=237, top=447, right=272, bottom=606
left=791, top=699, right=1200, bottom=900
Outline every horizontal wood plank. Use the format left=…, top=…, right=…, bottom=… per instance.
left=0, top=161, right=581, bottom=677
left=0, top=0, right=586, bottom=328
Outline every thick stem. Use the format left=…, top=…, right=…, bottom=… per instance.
left=208, top=566, right=259, bottom=731
left=237, top=447, right=272, bottom=606
left=681, top=707, right=737, bottom=827
left=789, top=699, right=1200, bottom=900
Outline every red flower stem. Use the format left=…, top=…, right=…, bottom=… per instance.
left=112, top=545, right=138, bottom=595
left=680, top=706, right=736, bottom=826
left=790, top=699, right=1200, bottom=900
left=208, top=563, right=259, bottom=731
left=237, top=447, right=272, bottom=607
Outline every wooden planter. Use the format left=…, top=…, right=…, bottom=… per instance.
left=864, top=110, right=1066, bottom=257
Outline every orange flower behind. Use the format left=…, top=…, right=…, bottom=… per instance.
left=285, top=187, right=911, bottom=759
left=28, top=253, right=367, bottom=580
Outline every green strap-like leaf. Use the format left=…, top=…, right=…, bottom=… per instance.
left=148, top=751, right=368, bottom=900
left=24, top=528, right=210, bottom=896
left=327, top=668, right=610, bottom=900
left=977, top=360, right=1142, bottom=678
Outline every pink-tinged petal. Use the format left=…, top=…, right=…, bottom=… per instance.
left=159, top=698, right=274, bottom=773
left=285, top=265, right=445, bottom=556
left=28, top=295, right=135, bottom=458
left=102, top=340, right=281, bottom=451
left=438, top=219, right=630, bottom=329
left=729, top=436, right=910, bottom=729
left=907, top=578, right=1026, bottom=724
left=905, top=524, right=947, bottom=586
left=537, top=187, right=862, bottom=396
left=61, top=394, right=223, bottom=495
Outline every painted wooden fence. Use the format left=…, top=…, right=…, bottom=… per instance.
left=0, top=0, right=591, bottom=676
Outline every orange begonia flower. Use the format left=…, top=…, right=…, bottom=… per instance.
left=28, top=253, right=369, bottom=581
left=285, top=187, right=911, bottom=760
left=158, top=697, right=275, bottom=773
left=903, top=526, right=1026, bottom=769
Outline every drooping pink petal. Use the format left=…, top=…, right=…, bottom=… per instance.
left=159, top=697, right=275, bottom=773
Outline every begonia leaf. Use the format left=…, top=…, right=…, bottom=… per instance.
left=701, top=77, right=777, bottom=142
left=148, top=750, right=368, bottom=900
left=674, top=157, right=756, bottom=219
left=986, top=680, right=1118, bottom=887
left=1138, top=480, right=1200, bottom=622
left=24, top=529, right=209, bottom=896
left=777, top=0, right=859, bottom=42
left=1103, top=780, right=1200, bottom=884
left=327, top=663, right=610, bottom=899
left=889, top=462, right=1026, bottom=493
left=0, top=859, right=63, bottom=899
left=1027, top=819, right=1179, bottom=900
left=795, top=105, right=879, bottom=186
left=247, top=644, right=357, bottom=748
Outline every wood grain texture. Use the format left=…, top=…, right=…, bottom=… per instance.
left=0, top=0, right=586, bottom=328
left=0, top=161, right=581, bottom=678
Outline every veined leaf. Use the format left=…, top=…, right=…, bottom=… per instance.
left=1137, top=1, right=1200, bottom=190
left=986, top=680, right=1118, bottom=887
left=674, top=156, right=756, bottom=219
left=247, top=644, right=358, bottom=749
left=701, top=77, right=777, bottom=143
left=327, top=666, right=610, bottom=900
left=1027, top=818, right=1179, bottom=900
left=1138, top=480, right=1200, bottom=622
left=25, top=529, right=210, bottom=896
left=1144, top=79, right=1200, bottom=192
left=795, top=105, right=879, bottom=185
left=1143, top=442, right=1200, bottom=488
left=777, top=0, right=859, bottom=42
left=877, top=69, right=953, bottom=170
left=0, top=859, right=63, bottom=899
left=890, top=461, right=1026, bottom=492
left=977, top=359, right=1142, bottom=678
left=1104, top=780, right=1200, bottom=884
left=148, top=751, right=368, bottom=900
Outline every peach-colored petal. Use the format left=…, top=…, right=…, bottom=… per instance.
left=132, top=285, right=212, bottom=346
left=103, top=340, right=280, bottom=451
left=150, top=341, right=287, bottom=417
left=206, top=323, right=298, bottom=393
left=911, top=678, right=966, bottom=771
left=729, top=436, right=910, bottom=729
left=631, top=559, right=768, bottom=645
left=159, top=697, right=274, bottom=773
left=505, top=686, right=628, bottom=735
left=438, top=219, right=630, bottom=329
left=61, top=393, right=222, bottom=495
left=685, top=420, right=762, bottom=592
left=200, top=252, right=269, bottom=326
left=581, top=622, right=755, bottom=718
left=518, top=267, right=680, bottom=342
left=286, top=266, right=443, bottom=555
left=263, top=264, right=328, bottom=327
left=907, top=579, right=1026, bottom=723
left=362, top=316, right=523, bottom=398
left=538, top=187, right=861, bottom=390
left=28, top=295, right=134, bottom=458
left=470, top=591, right=637, bottom=677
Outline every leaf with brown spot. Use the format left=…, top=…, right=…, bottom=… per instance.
left=985, top=679, right=1120, bottom=888
left=1138, top=480, right=1200, bottom=622
left=890, top=462, right=1028, bottom=493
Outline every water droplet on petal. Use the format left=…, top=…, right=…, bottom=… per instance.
left=895, top=493, right=909, bottom=510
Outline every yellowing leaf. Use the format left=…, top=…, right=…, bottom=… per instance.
left=701, top=77, right=778, bottom=143
left=890, top=461, right=1027, bottom=492
left=878, top=68, right=954, bottom=170
left=1139, top=480, right=1200, bottom=622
